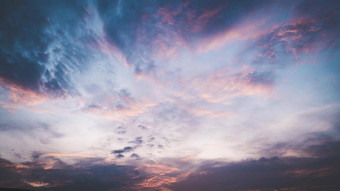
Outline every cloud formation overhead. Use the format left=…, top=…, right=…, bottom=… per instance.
left=0, top=0, right=339, bottom=190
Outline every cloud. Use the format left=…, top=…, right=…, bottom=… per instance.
left=112, top=146, right=134, bottom=154
left=0, top=1, right=340, bottom=190
left=169, top=143, right=340, bottom=191
left=40, top=153, right=96, bottom=159
left=0, top=156, right=144, bottom=191
left=96, top=0, right=160, bottom=75
left=94, top=0, right=273, bottom=76
left=305, top=140, right=340, bottom=158
left=0, top=1, right=49, bottom=91
left=1, top=141, right=340, bottom=190
left=130, top=153, right=140, bottom=159
left=138, top=124, right=148, bottom=130
left=246, top=71, right=275, bottom=86
left=112, top=146, right=134, bottom=159
left=0, top=0, right=112, bottom=97
left=129, top=137, right=143, bottom=145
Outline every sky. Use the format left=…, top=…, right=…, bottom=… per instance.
left=0, top=0, right=340, bottom=190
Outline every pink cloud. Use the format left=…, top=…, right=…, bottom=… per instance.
left=0, top=79, right=47, bottom=112
left=177, top=66, right=274, bottom=103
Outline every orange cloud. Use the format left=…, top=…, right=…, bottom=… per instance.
left=23, top=180, right=49, bottom=187
left=0, top=79, right=48, bottom=112
left=0, top=80, right=46, bottom=104
left=135, top=163, right=191, bottom=190
left=136, top=163, right=179, bottom=175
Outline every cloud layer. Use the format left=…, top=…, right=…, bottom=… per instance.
left=0, top=0, right=340, bottom=190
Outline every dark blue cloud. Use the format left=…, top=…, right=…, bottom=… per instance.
left=0, top=157, right=144, bottom=191
left=130, top=153, right=140, bottom=159
left=0, top=0, right=97, bottom=96
left=129, top=137, right=143, bottom=145
left=95, top=0, right=274, bottom=75
left=0, top=0, right=50, bottom=91
left=1, top=0, right=338, bottom=94
left=112, top=146, right=134, bottom=159
left=96, top=0, right=160, bottom=75
left=112, top=146, right=133, bottom=154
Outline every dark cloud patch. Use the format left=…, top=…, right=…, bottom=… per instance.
left=170, top=157, right=340, bottom=191
left=302, top=132, right=336, bottom=146
left=1, top=141, right=340, bottom=191
left=112, top=146, right=134, bottom=159
left=0, top=0, right=97, bottom=96
left=96, top=0, right=272, bottom=75
left=305, top=140, right=340, bottom=158
left=169, top=140, right=340, bottom=191
left=112, top=146, right=133, bottom=154
left=116, top=154, right=124, bottom=159
left=0, top=188, right=33, bottom=191
left=97, top=0, right=150, bottom=50
left=31, top=152, right=41, bottom=160
left=0, top=0, right=48, bottom=91
left=0, top=158, right=28, bottom=189
left=129, top=137, right=143, bottom=145
left=260, top=131, right=340, bottom=158
left=130, top=153, right=140, bottom=159
left=0, top=157, right=144, bottom=191
left=295, top=0, right=340, bottom=22
left=97, top=0, right=160, bottom=75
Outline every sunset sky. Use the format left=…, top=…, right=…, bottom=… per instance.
left=0, top=0, right=340, bottom=190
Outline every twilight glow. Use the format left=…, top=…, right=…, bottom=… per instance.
left=0, top=0, right=340, bottom=190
